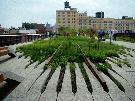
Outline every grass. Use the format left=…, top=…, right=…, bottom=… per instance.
left=17, top=36, right=128, bottom=72
left=69, top=63, right=77, bottom=94
left=69, top=36, right=123, bottom=63
left=17, top=37, right=63, bottom=63
left=117, top=36, right=135, bottom=43
left=104, top=34, right=135, bottom=43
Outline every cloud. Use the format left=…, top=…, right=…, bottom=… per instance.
left=0, top=0, right=135, bottom=28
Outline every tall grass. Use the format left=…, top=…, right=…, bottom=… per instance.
left=17, top=36, right=127, bottom=72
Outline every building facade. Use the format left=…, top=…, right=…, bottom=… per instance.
left=56, top=2, right=135, bottom=33
left=56, top=8, right=79, bottom=31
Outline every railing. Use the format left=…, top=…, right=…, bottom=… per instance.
left=0, top=34, right=46, bottom=47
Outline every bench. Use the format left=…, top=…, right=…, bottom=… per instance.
left=0, top=47, right=16, bottom=57
left=0, top=73, right=5, bottom=83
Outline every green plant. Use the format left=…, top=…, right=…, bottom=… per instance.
left=18, top=36, right=128, bottom=71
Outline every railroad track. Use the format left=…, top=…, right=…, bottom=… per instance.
left=0, top=42, right=135, bottom=101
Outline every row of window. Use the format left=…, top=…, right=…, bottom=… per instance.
left=57, top=18, right=76, bottom=20
left=91, top=21, right=113, bottom=23
left=115, top=24, right=135, bottom=26
left=57, top=14, right=76, bottom=17
left=115, top=27, right=130, bottom=30
left=58, top=21, right=76, bottom=23
left=115, top=21, right=135, bottom=24
left=57, top=12, right=76, bottom=14
left=57, top=25, right=76, bottom=28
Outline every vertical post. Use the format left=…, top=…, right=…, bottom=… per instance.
left=110, top=36, right=111, bottom=45
left=109, top=30, right=112, bottom=45
left=98, top=39, right=99, bottom=50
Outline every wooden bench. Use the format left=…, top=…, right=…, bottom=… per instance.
left=0, top=73, right=5, bottom=83
left=0, top=47, right=16, bottom=57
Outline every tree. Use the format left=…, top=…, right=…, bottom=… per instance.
left=22, top=23, right=35, bottom=30
left=58, top=27, right=77, bottom=36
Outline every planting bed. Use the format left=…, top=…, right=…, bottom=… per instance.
left=1, top=36, right=135, bottom=100
left=17, top=36, right=129, bottom=70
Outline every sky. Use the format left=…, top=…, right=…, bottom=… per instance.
left=0, top=0, right=135, bottom=28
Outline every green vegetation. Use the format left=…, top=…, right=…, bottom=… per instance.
left=69, top=63, right=77, bottom=94
left=96, top=62, right=111, bottom=74
left=17, top=37, right=63, bottom=63
left=117, top=36, right=135, bottom=43
left=17, top=35, right=128, bottom=72
left=103, top=34, right=135, bottom=43
left=58, top=27, right=97, bottom=37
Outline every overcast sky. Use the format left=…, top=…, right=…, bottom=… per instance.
left=0, top=0, right=135, bottom=28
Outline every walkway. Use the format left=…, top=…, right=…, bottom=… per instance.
left=0, top=40, right=135, bottom=101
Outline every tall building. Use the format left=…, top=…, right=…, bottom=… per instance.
left=90, top=18, right=115, bottom=31
left=56, top=8, right=79, bottom=32
left=96, top=12, right=104, bottom=18
left=79, top=12, right=90, bottom=28
left=114, top=18, right=135, bottom=33
left=56, top=2, right=135, bottom=33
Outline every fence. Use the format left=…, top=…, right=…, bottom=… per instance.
left=0, top=34, right=46, bottom=47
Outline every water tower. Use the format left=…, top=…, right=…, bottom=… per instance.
left=64, top=1, right=71, bottom=10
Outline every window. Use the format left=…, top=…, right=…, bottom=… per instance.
left=109, top=21, right=112, bottom=23
left=109, top=24, right=112, bottom=26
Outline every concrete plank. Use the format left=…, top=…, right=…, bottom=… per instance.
left=26, top=68, right=51, bottom=101
left=4, top=62, right=44, bottom=100
left=108, top=69, right=135, bottom=100
left=101, top=72, right=129, bottom=101
left=57, top=63, right=74, bottom=101
left=39, top=67, right=61, bottom=101
left=83, top=63, right=111, bottom=101
left=74, top=63, right=93, bottom=101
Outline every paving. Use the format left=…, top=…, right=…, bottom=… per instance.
left=83, top=63, right=112, bottom=101
left=105, top=39, right=135, bottom=49
left=74, top=63, right=93, bottom=101
left=39, top=67, right=61, bottom=101
left=0, top=40, right=135, bottom=101
left=57, top=63, right=74, bottom=101
left=101, top=72, right=129, bottom=101
left=26, top=68, right=51, bottom=101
